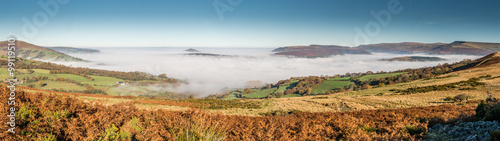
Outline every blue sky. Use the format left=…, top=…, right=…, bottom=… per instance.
left=0, top=0, right=499, bottom=47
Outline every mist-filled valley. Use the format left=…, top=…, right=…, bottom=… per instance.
left=48, top=47, right=482, bottom=96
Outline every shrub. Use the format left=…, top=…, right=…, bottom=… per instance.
left=454, top=94, right=468, bottom=102
left=485, top=107, right=500, bottom=121
left=443, top=96, right=454, bottom=101
left=490, top=130, right=500, bottom=141
left=475, top=100, right=487, bottom=120
left=405, top=125, right=424, bottom=135
left=360, top=125, right=380, bottom=133
left=312, top=96, right=328, bottom=99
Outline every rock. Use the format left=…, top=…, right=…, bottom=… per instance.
left=433, top=124, right=442, bottom=130
left=484, top=132, right=490, bottom=139
left=465, top=135, right=477, bottom=141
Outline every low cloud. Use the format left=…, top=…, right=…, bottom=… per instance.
left=53, top=48, right=481, bottom=97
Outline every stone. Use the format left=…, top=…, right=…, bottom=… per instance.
left=433, top=124, right=442, bottom=130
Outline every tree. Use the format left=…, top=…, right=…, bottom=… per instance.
left=285, top=89, right=293, bottom=95
left=362, top=84, right=372, bottom=90
left=158, top=73, right=168, bottom=78
left=275, top=92, right=284, bottom=98
left=377, top=83, right=385, bottom=87
left=85, top=85, right=94, bottom=90
left=242, top=88, right=252, bottom=95
left=305, top=88, right=312, bottom=95
left=37, top=81, right=46, bottom=87
left=337, top=88, right=345, bottom=92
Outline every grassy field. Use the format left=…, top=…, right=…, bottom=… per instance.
left=313, top=80, right=351, bottom=94
left=21, top=80, right=87, bottom=91
left=82, top=75, right=124, bottom=86
left=54, top=74, right=91, bottom=82
left=281, top=94, right=301, bottom=98
left=327, top=77, right=351, bottom=81
left=222, top=91, right=240, bottom=100
left=275, top=80, right=299, bottom=93
left=358, top=72, right=407, bottom=81
left=244, top=88, right=278, bottom=99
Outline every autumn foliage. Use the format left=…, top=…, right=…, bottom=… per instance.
left=0, top=88, right=476, bottom=140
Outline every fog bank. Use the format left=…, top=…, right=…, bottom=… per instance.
left=53, top=48, right=481, bottom=96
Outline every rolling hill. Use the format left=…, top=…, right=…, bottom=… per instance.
left=380, top=56, right=446, bottom=62
left=45, top=46, right=100, bottom=54
left=358, top=41, right=500, bottom=55
left=0, top=41, right=88, bottom=62
left=272, top=44, right=371, bottom=58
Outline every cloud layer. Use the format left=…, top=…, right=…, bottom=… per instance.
left=54, top=48, right=481, bottom=96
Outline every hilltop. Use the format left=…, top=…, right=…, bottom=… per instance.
left=0, top=41, right=88, bottom=62
left=358, top=41, right=500, bottom=55
left=274, top=41, right=500, bottom=58
left=185, top=48, right=200, bottom=52
left=45, top=47, right=100, bottom=54
left=272, top=44, right=371, bottom=58
left=380, top=56, right=446, bottom=62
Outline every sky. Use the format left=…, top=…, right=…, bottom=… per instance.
left=0, top=0, right=499, bottom=47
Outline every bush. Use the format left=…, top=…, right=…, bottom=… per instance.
left=443, top=96, right=454, bottom=101
left=475, top=100, right=487, bottom=120
left=454, top=94, right=468, bottom=102
left=490, top=130, right=500, bottom=141
left=405, top=125, right=424, bottom=135
left=475, top=98, right=500, bottom=121
left=485, top=107, right=500, bottom=121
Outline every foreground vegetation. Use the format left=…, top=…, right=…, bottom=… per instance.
left=2, top=87, right=492, bottom=140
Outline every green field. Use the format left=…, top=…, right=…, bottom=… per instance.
left=281, top=94, right=301, bottom=98
left=223, top=91, right=240, bottom=100
left=82, top=75, right=124, bottom=86
left=327, top=77, right=351, bottom=81
left=358, top=72, right=407, bottom=81
left=313, top=80, right=351, bottom=94
left=244, top=88, right=278, bottom=99
left=0, top=68, right=127, bottom=94
left=275, top=80, right=299, bottom=94
left=16, top=69, right=57, bottom=80
left=21, top=81, right=87, bottom=91
left=0, top=68, right=10, bottom=79
left=54, top=74, right=91, bottom=82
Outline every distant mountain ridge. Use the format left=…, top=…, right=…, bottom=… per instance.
left=380, top=56, right=446, bottom=62
left=272, top=44, right=371, bottom=58
left=44, top=47, right=100, bottom=54
left=358, top=41, right=500, bottom=55
left=0, top=41, right=88, bottom=62
left=273, top=41, right=500, bottom=58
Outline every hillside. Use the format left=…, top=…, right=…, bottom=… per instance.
left=45, top=47, right=100, bottom=54
left=0, top=41, right=87, bottom=62
left=0, top=56, right=183, bottom=98
left=380, top=56, right=446, bottom=62
left=358, top=41, right=500, bottom=55
left=272, top=44, right=371, bottom=58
